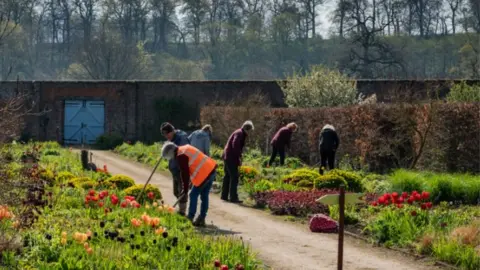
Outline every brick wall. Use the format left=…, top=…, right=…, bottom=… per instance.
left=0, top=79, right=477, bottom=144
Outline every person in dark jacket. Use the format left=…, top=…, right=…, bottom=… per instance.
left=160, top=122, right=190, bottom=215
left=221, top=120, right=254, bottom=204
left=318, top=124, right=339, bottom=175
left=188, top=124, right=212, bottom=156
left=268, top=122, right=298, bottom=167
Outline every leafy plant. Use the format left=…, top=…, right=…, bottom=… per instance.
left=447, top=81, right=480, bottom=102
left=124, top=184, right=162, bottom=203
left=280, top=65, right=358, bottom=108
left=103, top=174, right=136, bottom=190
left=95, top=133, right=124, bottom=150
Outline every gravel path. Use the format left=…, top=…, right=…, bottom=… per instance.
left=90, top=150, right=442, bottom=270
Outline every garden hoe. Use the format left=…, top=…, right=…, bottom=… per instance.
left=138, top=157, right=163, bottom=202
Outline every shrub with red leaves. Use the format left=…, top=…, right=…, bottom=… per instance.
left=259, top=190, right=339, bottom=217
left=309, top=214, right=339, bottom=233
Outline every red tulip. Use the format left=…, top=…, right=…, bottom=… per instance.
left=396, top=203, right=403, bottom=208
left=411, top=210, right=417, bottom=216
left=98, top=202, right=104, bottom=208
left=397, top=197, right=404, bottom=203
left=235, top=264, right=245, bottom=270
left=148, top=192, right=155, bottom=200
left=407, top=198, right=414, bottom=204
left=420, top=203, right=427, bottom=210
left=421, top=191, right=430, bottom=200
left=110, top=194, right=119, bottom=205
left=392, top=192, right=399, bottom=198
left=214, top=260, right=221, bottom=267
left=384, top=193, right=391, bottom=200
left=412, top=190, right=418, bottom=195
left=426, top=202, right=433, bottom=209
left=221, top=265, right=229, bottom=270
left=415, top=193, right=422, bottom=201
left=88, top=190, right=96, bottom=196
left=378, top=197, right=386, bottom=204
left=371, top=202, right=378, bottom=207
left=120, top=201, right=128, bottom=208
left=401, top=192, right=408, bottom=198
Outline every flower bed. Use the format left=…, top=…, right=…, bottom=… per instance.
left=0, top=142, right=259, bottom=269
left=115, top=141, right=480, bottom=269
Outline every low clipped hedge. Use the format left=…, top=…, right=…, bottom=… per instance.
left=281, top=168, right=320, bottom=185
left=124, top=184, right=162, bottom=203
left=315, top=174, right=347, bottom=189
left=329, top=169, right=363, bottom=192
left=104, top=174, right=136, bottom=190
left=55, top=171, right=75, bottom=183
left=68, top=177, right=97, bottom=189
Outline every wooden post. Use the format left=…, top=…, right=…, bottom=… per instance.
left=338, top=185, right=345, bottom=270
left=316, top=190, right=364, bottom=270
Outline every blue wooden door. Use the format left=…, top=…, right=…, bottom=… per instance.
left=64, top=100, right=105, bottom=144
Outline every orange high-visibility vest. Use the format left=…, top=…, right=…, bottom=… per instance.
left=177, top=145, right=217, bottom=187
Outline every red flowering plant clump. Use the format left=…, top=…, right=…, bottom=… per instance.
left=370, top=190, right=433, bottom=212
left=84, top=190, right=141, bottom=212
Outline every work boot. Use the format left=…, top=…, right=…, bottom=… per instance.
left=193, top=217, right=206, bottom=227
left=178, top=202, right=187, bottom=216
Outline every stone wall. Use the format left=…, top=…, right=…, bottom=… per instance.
left=0, top=79, right=477, bottom=144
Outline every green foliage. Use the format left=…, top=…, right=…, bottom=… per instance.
left=260, top=157, right=305, bottom=169
left=315, top=174, right=348, bottom=189
left=253, top=180, right=275, bottom=193
left=387, top=170, right=480, bottom=204
left=39, top=169, right=55, bottom=183
left=329, top=169, right=363, bottom=192
left=55, top=171, right=75, bottom=184
left=361, top=174, right=390, bottom=194
left=281, top=65, right=358, bottom=108
left=95, top=133, right=124, bottom=150
left=68, top=177, right=97, bottom=189
left=104, top=174, right=136, bottom=190
left=157, top=53, right=206, bottom=80
left=281, top=168, right=320, bottom=185
left=328, top=205, right=360, bottom=225
left=124, top=184, right=162, bottom=203
left=447, top=81, right=480, bottom=102
left=388, top=170, right=426, bottom=193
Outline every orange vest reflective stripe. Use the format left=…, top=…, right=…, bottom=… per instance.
left=177, top=145, right=217, bottom=187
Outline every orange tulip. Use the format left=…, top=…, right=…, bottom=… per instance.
left=86, top=247, right=93, bottom=254
left=131, top=218, right=142, bottom=227
left=61, top=238, right=67, bottom=245
left=167, top=206, right=175, bottom=213
left=83, top=242, right=89, bottom=249
left=141, top=213, right=151, bottom=223
left=155, top=227, right=165, bottom=235
left=150, top=217, right=160, bottom=227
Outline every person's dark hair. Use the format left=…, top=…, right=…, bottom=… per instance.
left=160, top=122, right=175, bottom=133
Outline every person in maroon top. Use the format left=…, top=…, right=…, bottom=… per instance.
left=268, top=122, right=298, bottom=167
left=221, top=120, right=254, bottom=204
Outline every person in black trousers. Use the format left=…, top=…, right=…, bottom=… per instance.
left=221, top=120, right=254, bottom=204
left=318, top=124, right=339, bottom=175
left=268, top=122, right=298, bottom=167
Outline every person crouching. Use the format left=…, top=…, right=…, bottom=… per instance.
left=161, top=141, right=217, bottom=227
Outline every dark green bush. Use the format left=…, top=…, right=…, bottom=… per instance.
left=95, top=133, right=124, bottom=150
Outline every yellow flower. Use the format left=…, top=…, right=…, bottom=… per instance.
left=152, top=202, right=158, bottom=207
left=145, top=204, right=151, bottom=209
left=61, top=238, right=67, bottom=245
left=61, top=231, right=67, bottom=238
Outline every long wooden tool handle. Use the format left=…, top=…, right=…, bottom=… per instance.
left=138, top=157, right=162, bottom=202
